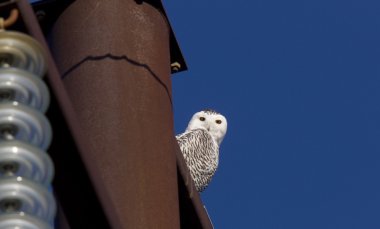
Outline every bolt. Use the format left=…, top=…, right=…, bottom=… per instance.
left=171, top=62, right=181, bottom=72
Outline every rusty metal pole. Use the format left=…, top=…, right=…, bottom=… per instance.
left=49, top=1, right=180, bottom=228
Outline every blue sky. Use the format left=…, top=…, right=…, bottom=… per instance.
left=165, top=0, right=380, bottom=228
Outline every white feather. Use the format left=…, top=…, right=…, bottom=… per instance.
left=176, top=110, right=227, bottom=192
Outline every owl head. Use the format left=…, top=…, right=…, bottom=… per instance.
left=186, top=109, right=228, bottom=145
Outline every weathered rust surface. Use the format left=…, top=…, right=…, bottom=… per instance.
left=50, top=1, right=180, bottom=228
left=8, top=0, right=215, bottom=228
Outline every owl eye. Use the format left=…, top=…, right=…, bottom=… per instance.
left=199, top=117, right=206, bottom=121
left=215, top=120, right=222, bottom=124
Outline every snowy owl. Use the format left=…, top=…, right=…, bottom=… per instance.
left=176, top=109, right=228, bottom=192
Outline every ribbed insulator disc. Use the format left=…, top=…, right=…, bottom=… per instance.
left=0, top=102, right=52, bottom=150
left=0, top=177, right=56, bottom=222
left=0, top=68, right=49, bottom=112
left=0, top=31, right=48, bottom=77
left=0, top=212, right=53, bottom=229
left=0, top=140, right=53, bottom=185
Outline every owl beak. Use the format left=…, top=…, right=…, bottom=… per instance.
left=204, top=123, right=210, bottom=131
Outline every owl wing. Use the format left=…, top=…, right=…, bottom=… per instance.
left=176, top=128, right=218, bottom=177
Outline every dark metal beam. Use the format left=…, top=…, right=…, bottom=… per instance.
left=49, top=1, right=180, bottom=228
left=4, top=1, right=215, bottom=228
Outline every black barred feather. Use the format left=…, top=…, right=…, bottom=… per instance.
left=176, top=128, right=219, bottom=192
